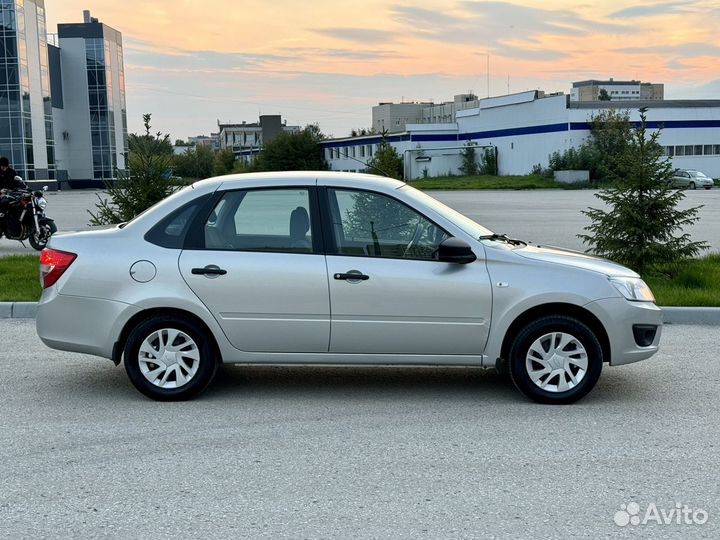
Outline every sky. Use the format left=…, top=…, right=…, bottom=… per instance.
left=46, top=0, right=720, bottom=141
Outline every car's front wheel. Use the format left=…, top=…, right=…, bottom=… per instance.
left=124, top=315, right=217, bottom=401
left=508, top=316, right=603, bottom=404
left=688, top=181, right=696, bottom=190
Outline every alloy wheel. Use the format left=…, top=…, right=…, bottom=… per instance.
left=525, top=332, right=588, bottom=393
left=138, top=328, right=201, bottom=389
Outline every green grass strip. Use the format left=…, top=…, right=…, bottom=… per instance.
left=0, top=254, right=42, bottom=302
left=1, top=252, right=719, bottom=306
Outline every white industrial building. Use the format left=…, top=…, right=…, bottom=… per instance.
left=323, top=90, right=720, bottom=180
left=188, top=134, right=219, bottom=151
left=372, top=93, right=479, bottom=133
left=570, top=79, right=664, bottom=102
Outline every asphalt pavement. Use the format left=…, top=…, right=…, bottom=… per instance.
left=1, top=187, right=718, bottom=257
left=1, top=320, right=718, bottom=539
left=431, top=188, right=720, bottom=253
left=0, top=190, right=105, bottom=256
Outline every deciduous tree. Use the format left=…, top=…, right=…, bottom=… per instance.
left=253, top=124, right=327, bottom=171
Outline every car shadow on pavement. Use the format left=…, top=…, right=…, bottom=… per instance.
left=204, top=364, right=654, bottom=405
left=205, top=365, right=526, bottom=404
left=58, top=361, right=652, bottom=405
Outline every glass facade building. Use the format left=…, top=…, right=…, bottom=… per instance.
left=0, top=0, right=54, bottom=180
left=85, top=37, right=116, bottom=179
left=58, top=15, right=128, bottom=183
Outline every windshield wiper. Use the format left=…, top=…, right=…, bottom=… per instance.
left=479, top=233, right=526, bottom=246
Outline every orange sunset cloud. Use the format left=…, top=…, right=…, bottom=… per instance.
left=45, top=0, right=720, bottom=138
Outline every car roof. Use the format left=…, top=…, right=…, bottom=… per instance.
left=193, top=171, right=406, bottom=191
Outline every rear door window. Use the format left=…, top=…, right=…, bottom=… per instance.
left=203, top=189, right=316, bottom=253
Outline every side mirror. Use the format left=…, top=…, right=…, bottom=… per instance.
left=438, top=237, right=477, bottom=264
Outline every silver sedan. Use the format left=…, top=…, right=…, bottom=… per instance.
left=670, top=169, right=714, bottom=189
left=36, top=172, right=662, bottom=403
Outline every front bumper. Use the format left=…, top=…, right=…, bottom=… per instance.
left=585, top=297, right=663, bottom=366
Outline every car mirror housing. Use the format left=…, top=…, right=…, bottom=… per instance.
left=438, top=237, right=477, bottom=264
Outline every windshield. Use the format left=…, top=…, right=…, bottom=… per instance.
left=398, top=184, right=493, bottom=238
left=689, top=171, right=708, bottom=178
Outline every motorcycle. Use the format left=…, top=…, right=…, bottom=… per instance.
left=0, top=176, right=58, bottom=251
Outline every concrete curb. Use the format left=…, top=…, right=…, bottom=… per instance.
left=1, top=303, right=720, bottom=325
left=661, top=307, right=720, bottom=326
left=0, top=302, right=38, bottom=319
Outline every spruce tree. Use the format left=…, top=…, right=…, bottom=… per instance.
left=367, top=141, right=404, bottom=180
left=579, top=108, right=707, bottom=274
left=459, top=142, right=478, bottom=176
left=89, top=114, right=177, bottom=225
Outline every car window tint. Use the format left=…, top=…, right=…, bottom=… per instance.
left=144, top=195, right=210, bottom=249
left=204, top=189, right=313, bottom=253
left=329, top=189, right=448, bottom=260
left=164, top=205, right=196, bottom=237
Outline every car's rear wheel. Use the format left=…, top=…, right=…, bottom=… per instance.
left=124, top=315, right=217, bottom=401
left=689, top=181, right=696, bottom=190
left=508, top=316, right=603, bottom=404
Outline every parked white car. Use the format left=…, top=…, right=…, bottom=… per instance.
left=36, top=172, right=662, bottom=403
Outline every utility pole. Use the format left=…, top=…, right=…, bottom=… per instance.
left=486, top=54, right=490, bottom=98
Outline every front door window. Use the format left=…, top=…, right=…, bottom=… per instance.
left=328, top=188, right=448, bottom=260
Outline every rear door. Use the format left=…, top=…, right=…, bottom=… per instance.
left=179, top=186, right=330, bottom=353
left=674, top=171, right=689, bottom=187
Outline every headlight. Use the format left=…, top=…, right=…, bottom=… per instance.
left=609, top=277, right=656, bottom=302
left=37, top=197, right=47, bottom=210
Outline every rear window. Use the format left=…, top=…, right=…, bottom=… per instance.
left=144, top=194, right=211, bottom=248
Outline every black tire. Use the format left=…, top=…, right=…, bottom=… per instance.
left=124, top=315, right=218, bottom=401
left=508, top=315, right=603, bottom=404
left=688, top=181, right=696, bottom=190
left=29, top=221, right=57, bottom=251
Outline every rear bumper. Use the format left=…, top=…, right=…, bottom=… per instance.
left=36, top=289, right=140, bottom=360
left=585, top=297, right=663, bottom=366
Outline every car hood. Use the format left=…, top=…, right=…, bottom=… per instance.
left=514, top=244, right=639, bottom=277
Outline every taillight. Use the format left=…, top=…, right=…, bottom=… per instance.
left=39, top=248, right=77, bottom=288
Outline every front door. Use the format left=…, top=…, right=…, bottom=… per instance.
left=179, top=187, right=330, bottom=353
left=323, top=188, right=492, bottom=357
